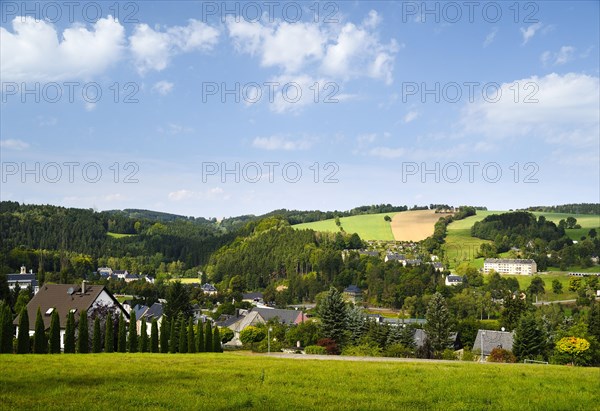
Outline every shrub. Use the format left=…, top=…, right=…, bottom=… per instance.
left=342, top=342, right=382, bottom=357
left=441, top=348, right=458, bottom=361
left=316, top=338, right=339, bottom=355
left=487, top=347, right=516, bottom=363
left=304, top=345, right=327, bottom=355
left=461, top=348, right=475, bottom=362
left=384, top=343, right=413, bottom=358
left=254, top=338, right=284, bottom=353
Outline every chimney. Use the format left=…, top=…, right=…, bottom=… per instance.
left=20, top=266, right=26, bottom=274
left=29, top=269, right=33, bottom=274
left=81, top=280, right=86, bottom=294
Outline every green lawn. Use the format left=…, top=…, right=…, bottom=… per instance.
left=0, top=354, right=598, bottom=410
left=443, top=229, right=491, bottom=270
left=107, top=232, right=137, bottom=238
left=492, top=272, right=577, bottom=301
left=294, top=212, right=397, bottom=241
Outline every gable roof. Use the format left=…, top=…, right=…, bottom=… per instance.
left=201, top=283, right=217, bottom=292
left=14, top=284, right=127, bottom=330
left=473, top=330, right=514, bottom=355
left=140, top=302, right=163, bottom=322
left=344, top=285, right=362, bottom=294
left=252, top=307, right=305, bottom=324
left=242, top=292, right=263, bottom=300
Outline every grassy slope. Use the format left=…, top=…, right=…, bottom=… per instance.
left=444, top=211, right=600, bottom=271
left=1, top=354, right=598, bottom=410
left=294, top=212, right=397, bottom=241
left=107, top=232, right=137, bottom=238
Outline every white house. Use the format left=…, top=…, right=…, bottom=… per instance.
left=483, top=259, right=537, bottom=275
left=7, top=266, right=39, bottom=295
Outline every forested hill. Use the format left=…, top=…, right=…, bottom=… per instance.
left=525, top=203, right=600, bottom=215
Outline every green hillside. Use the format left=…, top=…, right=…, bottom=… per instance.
left=294, top=212, right=397, bottom=241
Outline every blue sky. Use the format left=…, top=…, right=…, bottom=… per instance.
left=1, top=1, right=598, bottom=218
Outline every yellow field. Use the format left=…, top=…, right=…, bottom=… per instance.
left=391, top=210, right=450, bottom=241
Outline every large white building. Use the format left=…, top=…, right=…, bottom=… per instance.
left=483, top=258, right=537, bottom=275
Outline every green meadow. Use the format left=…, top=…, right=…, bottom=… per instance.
left=0, top=354, right=598, bottom=410
left=294, top=212, right=397, bottom=241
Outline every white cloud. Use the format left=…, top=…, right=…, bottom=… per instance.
left=0, top=139, right=30, bottom=150
left=152, top=80, right=174, bottom=95
left=168, top=187, right=227, bottom=201
left=541, top=46, right=575, bottom=66
left=0, top=16, right=125, bottom=81
left=130, top=19, right=219, bottom=74
left=461, top=73, right=599, bottom=149
left=252, top=135, right=314, bottom=151
left=520, top=23, right=542, bottom=45
left=227, top=10, right=398, bottom=84
left=483, top=27, right=498, bottom=48
left=404, top=110, right=419, bottom=123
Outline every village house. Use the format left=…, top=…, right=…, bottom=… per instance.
left=14, top=282, right=128, bottom=349
left=201, top=283, right=218, bottom=295
left=483, top=259, right=537, bottom=275
left=343, top=285, right=362, bottom=304
left=445, top=275, right=463, bottom=286
left=473, top=329, right=515, bottom=360
left=7, top=266, right=39, bottom=295
left=135, top=302, right=164, bottom=335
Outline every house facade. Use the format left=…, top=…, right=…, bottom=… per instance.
left=483, top=258, right=537, bottom=275
left=7, top=266, right=39, bottom=295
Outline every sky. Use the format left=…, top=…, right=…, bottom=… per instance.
left=1, top=1, right=599, bottom=218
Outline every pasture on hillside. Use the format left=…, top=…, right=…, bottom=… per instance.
left=293, top=212, right=397, bottom=241
left=1, top=353, right=598, bottom=410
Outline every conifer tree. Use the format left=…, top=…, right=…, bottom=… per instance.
left=424, top=292, right=452, bottom=355
left=317, top=287, right=348, bottom=346
left=92, top=317, right=102, bottom=353
left=105, top=315, right=114, bottom=353
left=17, top=307, right=30, bottom=354
left=169, top=317, right=178, bottom=353
left=205, top=321, right=213, bottom=352
left=160, top=316, right=170, bottom=353
left=196, top=320, right=204, bottom=352
left=513, top=313, right=546, bottom=361
left=150, top=318, right=159, bottom=353
left=213, top=326, right=222, bottom=353
left=128, top=310, right=138, bottom=353
left=179, top=315, right=188, bottom=353
left=117, top=313, right=127, bottom=353
left=77, top=310, right=89, bottom=354
left=139, top=318, right=148, bottom=353
left=0, top=305, right=5, bottom=354
left=49, top=309, right=61, bottom=354
left=33, top=307, right=47, bottom=354
left=1, top=305, right=14, bottom=353
left=187, top=317, right=195, bottom=353
left=64, top=311, right=75, bottom=354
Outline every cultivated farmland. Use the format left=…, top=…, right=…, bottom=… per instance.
left=391, top=210, right=448, bottom=241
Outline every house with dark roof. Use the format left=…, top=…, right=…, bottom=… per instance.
left=218, top=307, right=307, bottom=347
left=445, top=275, right=464, bottom=286
left=242, top=292, right=264, bottom=304
left=201, top=283, right=218, bottom=295
left=473, top=329, right=515, bottom=359
left=7, top=266, right=39, bottom=294
left=343, top=285, right=363, bottom=304
left=14, top=282, right=127, bottom=349
left=138, top=302, right=164, bottom=335
left=384, top=253, right=406, bottom=263
left=124, top=273, right=140, bottom=283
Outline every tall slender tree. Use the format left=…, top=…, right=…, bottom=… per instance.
left=105, top=315, right=114, bottom=353
left=179, top=315, right=188, bottom=353
left=117, top=313, right=127, bottom=353
left=139, top=318, right=148, bottom=353
left=1, top=305, right=14, bottom=353
left=49, top=309, right=61, bottom=354
left=160, top=316, right=170, bottom=353
left=317, top=287, right=348, bottom=347
left=213, top=326, right=222, bottom=353
left=196, top=320, right=204, bottom=352
left=33, top=307, right=47, bottom=354
left=92, top=317, right=102, bottom=353
left=64, top=311, right=75, bottom=354
left=187, top=318, right=195, bottom=353
left=77, top=310, right=89, bottom=353
left=205, top=321, right=213, bottom=352
left=150, top=318, right=159, bottom=353
left=424, top=292, right=452, bottom=356
left=169, top=317, right=178, bottom=353
left=17, top=307, right=30, bottom=354
left=128, top=310, right=138, bottom=353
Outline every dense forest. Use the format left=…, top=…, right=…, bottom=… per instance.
left=524, top=203, right=600, bottom=215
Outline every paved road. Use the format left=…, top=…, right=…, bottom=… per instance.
left=533, top=299, right=576, bottom=306
left=262, top=353, right=484, bottom=364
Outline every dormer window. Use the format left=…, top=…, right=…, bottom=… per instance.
left=45, top=308, right=54, bottom=316
left=70, top=308, right=77, bottom=314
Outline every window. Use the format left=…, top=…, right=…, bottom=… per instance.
left=45, top=308, right=55, bottom=316
left=70, top=308, right=77, bottom=314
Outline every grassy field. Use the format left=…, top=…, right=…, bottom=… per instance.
left=107, top=232, right=137, bottom=238
left=1, top=354, right=598, bottom=410
left=493, top=272, right=577, bottom=301
left=167, top=278, right=201, bottom=284
left=294, top=212, right=397, bottom=241
left=444, top=211, right=600, bottom=270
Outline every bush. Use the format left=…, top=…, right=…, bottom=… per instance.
left=441, top=349, right=458, bottom=360
left=253, top=338, right=284, bottom=353
left=487, top=347, right=516, bottom=363
left=461, top=348, right=476, bottom=362
left=342, top=342, right=382, bottom=357
left=316, top=338, right=339, bottom=355
left=383, top=343, right=413, bottom=358
left=304, top=345, right=327, bottom=355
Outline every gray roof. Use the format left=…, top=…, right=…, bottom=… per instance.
left=358, top=250, right=379, bottom=257
left=413, top=329, right=458, bottom=348
left=473, top=330, right=514, bottom=356
left=386, top=253, right=406, bottom=260
left=484, top=259, right=535, bottom=264
left=141, top=302, right=163, bottom=321
left=344, top=285, right=362, bottom=294
left=252, top=307, right=304, bottom=324
left=7, top=273, right=38, bottom=287
left=446, top=275, right=463, bottom=283
left=133, top=304, right=149, bottom=319
left=201, top=283, right=217, bottom=292
left=243, top=292, right=263, bottom=300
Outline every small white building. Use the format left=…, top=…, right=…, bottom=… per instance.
left=7, top=266, right=39, bottom=295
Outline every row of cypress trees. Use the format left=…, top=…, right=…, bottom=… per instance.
left=0, top=305, right=223, bottom=354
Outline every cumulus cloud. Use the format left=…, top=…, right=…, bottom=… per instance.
left=541, top=46, right=575, bottom=66
left=152, top=80, right=174, bottom=95
left=520, top=23, right=542, bottom=45
left=0, top=139, right=30, bottom=150
left=0, top=16, right=125, bottom=81
left=226, top=10, right=398, bottom=84
left=252, top=135, right=314, bottom=150
left=460, top=73, right=599, bottom=148
left=130, top=19, right=219, bottom=74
